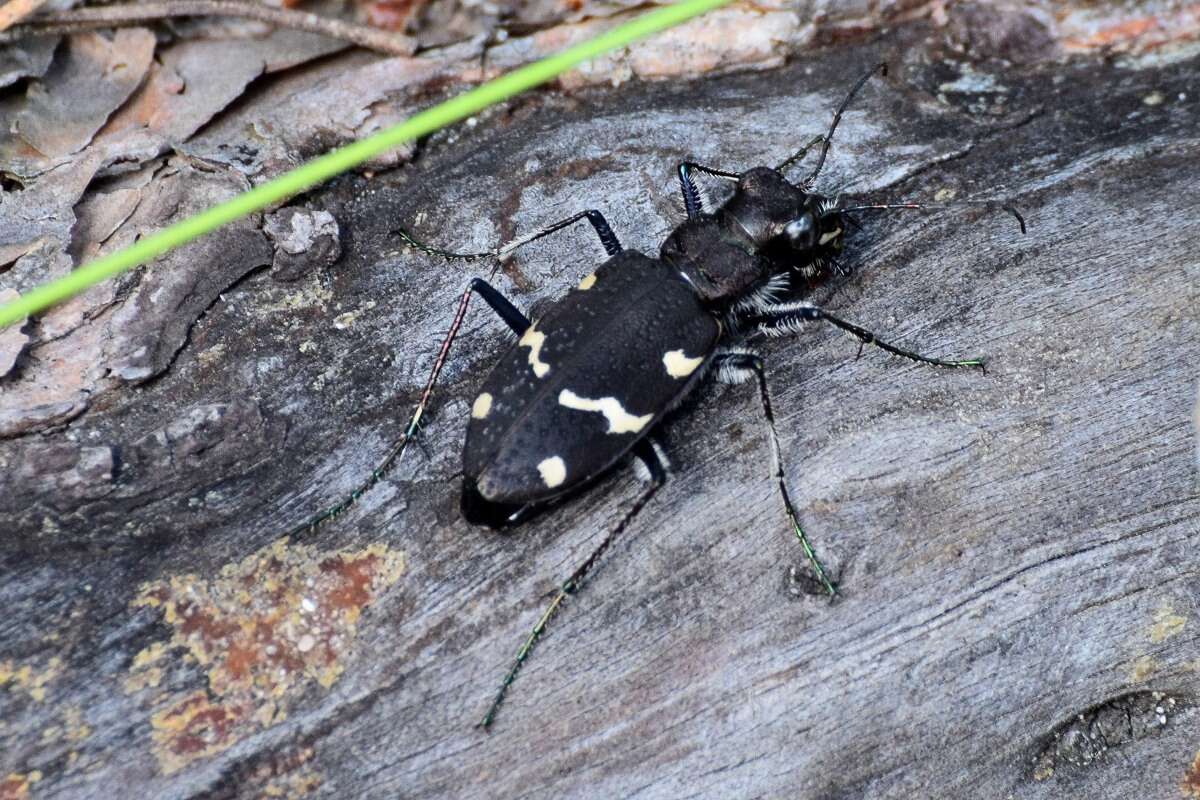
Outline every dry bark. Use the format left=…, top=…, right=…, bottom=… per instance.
left=1, top=4, right=1199, bottom=799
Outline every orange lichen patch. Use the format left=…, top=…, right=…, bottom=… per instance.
left=1060, top=5, right=1200, bottom=54
left=149, top=692, right=254, bottom=770
left=0, top=655, right=64, bottom=702
left=1183, top=750, right=1200, bottom=798
left=0, top=772, right=41, bottom=800
left=122, top=641, right=167, bottom=693
left=36, top=705, right=93, bottom=750
left=130, top=538, right=404, bottom=775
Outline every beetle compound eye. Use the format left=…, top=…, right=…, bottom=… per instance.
left=783, top=216, right=815, bottom=249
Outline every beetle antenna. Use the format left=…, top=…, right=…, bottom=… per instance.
left=801, top=62, right=888, bottom=187
left=840, top=201, right=1026, bottom=233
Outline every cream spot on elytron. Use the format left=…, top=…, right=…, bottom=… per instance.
left=518, top=324, right=550, bottom=378
left=558, top=389, right=653, bottom=434
left=818, top=228, right=842, bottom=246
left=538, top=456, right=567, bottom=488
left=577, top=273, right=597, bottom=290
left=471, top=392, right=493, bottom=419
left=662, top=349, right=704, bottom=379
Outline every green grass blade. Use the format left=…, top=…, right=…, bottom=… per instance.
left=0, top=0, right=730, bottom=329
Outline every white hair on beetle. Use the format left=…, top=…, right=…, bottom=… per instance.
left=733, top=272, right=791, bottom=314
left=714, top=347, right=759, bottom=385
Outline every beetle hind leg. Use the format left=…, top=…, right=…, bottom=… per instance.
left=478, top=439, right=667, bottom=730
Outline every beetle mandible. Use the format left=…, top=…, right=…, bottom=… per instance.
left=293, top=62, right=1025, bottom=728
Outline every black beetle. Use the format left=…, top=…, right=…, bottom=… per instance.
left=297, top=62, right=1024, bottom=728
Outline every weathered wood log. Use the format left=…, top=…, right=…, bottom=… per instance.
left=2, top=10, right=1199, bottom=800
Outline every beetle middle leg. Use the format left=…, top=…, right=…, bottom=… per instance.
left=478, top=439, right=668, bottom=730
left=748, top=302, right=987, bottom=371
left=713, top=349, right=839, bottom=598
left=394, top=208, right=622, bottom=261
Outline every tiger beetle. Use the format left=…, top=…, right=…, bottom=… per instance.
left=287, top=62, right=1025, bottom=729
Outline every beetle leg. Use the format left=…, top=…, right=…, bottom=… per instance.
left=394, top=208, right=622, bottom=260
left=469, top=278, right=530, bottom=335
left=677, top=161, right=740, bottom=220
left=713, top=349, right=838, bottom=599
left=280, top=263, right=507, bottom=539
left=478, top=439, right=667, bottom=730
left=747, top=302, right=987, bottom=371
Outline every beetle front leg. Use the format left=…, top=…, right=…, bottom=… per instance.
left=773, top=134, right=825, bottom=176
left=676, top=161, right=740, bottom=220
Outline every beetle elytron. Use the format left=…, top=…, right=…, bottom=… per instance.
left=292, top=62, right=1024, bottom=728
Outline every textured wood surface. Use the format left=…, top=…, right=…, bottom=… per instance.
left=3, top=15, right=1200, bottom=800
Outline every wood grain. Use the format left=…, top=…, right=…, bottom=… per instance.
left=2, top=22, right=1198, bottom=800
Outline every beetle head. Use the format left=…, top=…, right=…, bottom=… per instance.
left=725, top=166, right=845, bottom=274
left=776, top=193, right=846, bottom=277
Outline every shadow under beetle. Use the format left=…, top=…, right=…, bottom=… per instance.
left=291, top=62, right=1025, bottom=729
